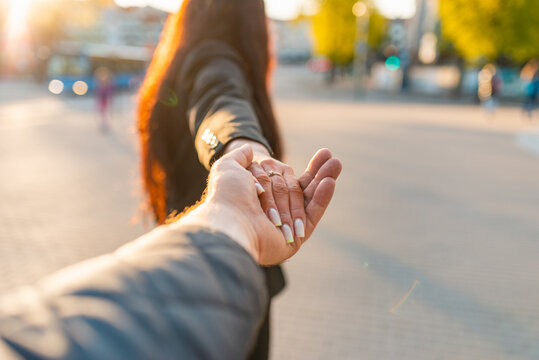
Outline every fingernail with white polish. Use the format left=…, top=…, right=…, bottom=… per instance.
left=282, top=224, right=294, bottom=244
left=294, top=219, right=305, bottom=238
left=268, top=208, right=282, bottom=227
left=255, top=183, right=265, bottom=195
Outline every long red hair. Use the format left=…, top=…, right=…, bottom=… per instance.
left=137, top=0, right=282, bottom=223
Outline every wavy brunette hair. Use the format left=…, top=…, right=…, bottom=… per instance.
left=137, top=0, right=282, bottom=223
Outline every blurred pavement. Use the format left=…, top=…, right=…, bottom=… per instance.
left=1, top=66, right=539, bottom=359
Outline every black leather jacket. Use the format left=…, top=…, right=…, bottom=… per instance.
left=0, top=226, right=268, bottom=360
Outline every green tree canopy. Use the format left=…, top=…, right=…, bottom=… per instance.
left=440, top=0, right=539, bottom=62
left=312, top=0, right=357, bottom=65
left=311, top=0, right=387, bottom=65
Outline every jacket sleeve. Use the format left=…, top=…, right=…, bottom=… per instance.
left=0, top=226, right=268, bottom=360
left=180, top=41, right=273, bottom=169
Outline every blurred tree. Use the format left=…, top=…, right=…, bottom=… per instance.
left=311, top=0, right=357, bottom=65
left=440, top=0, right=539, bottom=62
left=311, top=1, right=387, bottom=63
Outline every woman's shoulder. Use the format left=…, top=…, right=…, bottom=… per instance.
left=188, top=40, right=241, bottom=61
left=179, top=40, right=246, bottom=82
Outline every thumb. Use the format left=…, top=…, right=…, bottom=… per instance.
left=221, top=144, right=254, bottom=169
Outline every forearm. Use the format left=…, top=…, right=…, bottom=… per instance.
left=0, top=226, right=268, bottom=360
left=176, top=201, right=259, bottom=261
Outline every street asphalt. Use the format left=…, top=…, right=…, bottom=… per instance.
left=1, top=66, right=539, bottom=359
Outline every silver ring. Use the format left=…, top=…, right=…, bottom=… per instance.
left=268, top=170, right=283, bottom=178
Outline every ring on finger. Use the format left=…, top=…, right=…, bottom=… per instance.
left=267, top=170, right=284, bottom=178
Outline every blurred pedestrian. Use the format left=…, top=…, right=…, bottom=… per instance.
left=478, top=63, right=502, bottom=115
left=521, top=59, right=539, bottom=119
left=94, top=66, right=114, bottom=133
left=137, top=1, right=301, bottom=358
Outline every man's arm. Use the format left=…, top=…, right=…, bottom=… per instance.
left=0, top=225, right=267, bottom=360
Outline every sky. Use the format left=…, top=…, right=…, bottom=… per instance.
left=114, top=0, right=417, bottom=20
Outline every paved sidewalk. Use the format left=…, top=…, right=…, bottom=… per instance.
left=517, top=127, right=539, bottom=156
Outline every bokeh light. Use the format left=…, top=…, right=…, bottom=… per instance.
left=385, top=56, right=401, bottom=71
left=352, top=2, right=368, bottom=17
left=48, top=79, right=64, bottom=95
left=159, top=88, right=179, bottom=107
left=375, top=0, right=416, bottom=19
left=418, top=33, right=437, bottom=65
left=72, top=81, right=89, bottom=96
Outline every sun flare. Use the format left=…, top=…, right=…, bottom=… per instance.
left=4, top=0, right=32, bottom=48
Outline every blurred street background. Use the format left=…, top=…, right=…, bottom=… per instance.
left=1, top=0, right=539, bottom=359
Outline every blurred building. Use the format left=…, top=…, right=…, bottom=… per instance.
left=66, top=5, right=167, bottom=47
left=1, top=3, right=168, bottom=78
left=270, top=19, right=312, bottom=64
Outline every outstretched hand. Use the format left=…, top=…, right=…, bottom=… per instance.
left=186, top=144, right=341, bottom=265
left=225, top=139, right=308, bottom=244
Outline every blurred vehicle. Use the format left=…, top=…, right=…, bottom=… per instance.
left=46, top=42, right=151, bottom=96
left=277, top=48, right=311, bottom=64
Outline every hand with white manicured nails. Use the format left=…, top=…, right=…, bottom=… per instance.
left=225, top=139, right=308, bottom=245
left=205, top=144, right=341, bottom=264
left=224, top=140, right=342, bottom=260
left=193, top=144, right=341, bottom=265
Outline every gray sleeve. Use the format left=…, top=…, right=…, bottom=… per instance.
left=0, top=225, right=268, bottom=360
